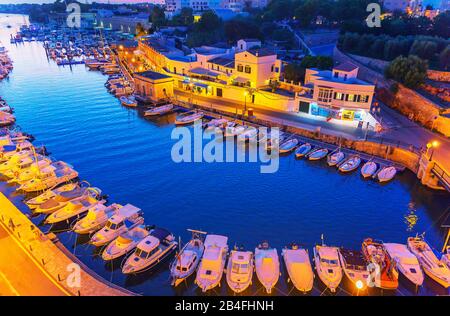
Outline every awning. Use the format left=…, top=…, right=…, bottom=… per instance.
left=193, top=82, right=208, bottom=89
left=189, top=67, right=220, bottom=78
left=233, top=76, right=249, bottom=84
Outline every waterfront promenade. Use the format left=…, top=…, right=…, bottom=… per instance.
left=0, top=193, right=134, bottom=296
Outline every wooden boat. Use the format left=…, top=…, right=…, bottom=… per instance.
left=384, top=243, right=424, bottom=287
left=102, top=225, right=150, bottom=261
left=377, top=166, right=397, bottom=183
left=282, top=244, right=314, bottom=293
left=263, top=131, right=285, bottom=150
left=294, top=143, right=311, bottom=158
left=361, top=161, right=377, bottom=178
left=144, top=104, right=174, bottom=116
left=362, top=238, right=398, bottom=290
left=119, top=95, right=137, bottom=107
left=25, top=182, right=79, bottom=209
left=327, top=151, right=345, bottom=166
left=72, top=202, right=123, bottom=235
left=313, top=244, right=343, bottom=292
left=338, top=156, right=361, bottom=173
left=338, top=248, right=369, bottom=291
left=237, top=126, right=258, bottom=143
left=279, top=138, right=299, bottom=154
left=0, top=111, right=15, bottom=126
left=195, top=234, right=228, bottom=292
left=121, top=227, right=178, bottom=274
left=226, top=248, right=254, bottom=293
left=407, top=236, right=450, bottom=288
left=175, top=112, right=204, bottom=126
left=204, top=118, right=228, bottom=131
left=255, top=241, right=280, bottom=294
left=308, top=148, right=328, bottom=161
left=170, top=229, right=205, bottom=287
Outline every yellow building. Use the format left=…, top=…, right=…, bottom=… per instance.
left=134, top=70, right=174, bottom=103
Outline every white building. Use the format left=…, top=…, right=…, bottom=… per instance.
left=165, top=0, right=269, bottom=15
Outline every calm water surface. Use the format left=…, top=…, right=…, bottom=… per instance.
left=1, top=14, right=449, bottom=296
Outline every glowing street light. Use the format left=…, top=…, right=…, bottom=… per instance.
left=426, top=140, right=439, bottom=161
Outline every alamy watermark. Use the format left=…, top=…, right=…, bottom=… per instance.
left=66, top=3, right=81, bottom=28
left=366, top=3, right=381, bottom=28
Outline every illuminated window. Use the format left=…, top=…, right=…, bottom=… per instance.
left=245, top=65, right=251, bottom=74
left=335, top=92, right=343, bottom=100
left=348, top=94, right=355, bottom=102
left=318, top=88, right=332, bottom=103
left=237, top=64, right=243, bottom=72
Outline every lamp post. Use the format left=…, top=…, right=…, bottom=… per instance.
left=426, top=140, right=439, bottom=161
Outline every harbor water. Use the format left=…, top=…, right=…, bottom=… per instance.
left=1, top=14, right=449, bottom=296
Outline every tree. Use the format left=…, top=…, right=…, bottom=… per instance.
left=433, top=11, right=450, bottom=38
left=439, top=45, right=450, bottom=71
left=150, top=5, right=166, bottom=29
left=384, top=55, right=428, bottom=89
left=283, top=55, right=333, bottom=83
left=409, top=40, right=437, bottom=61
left=224, top=18, right=261, bottom=43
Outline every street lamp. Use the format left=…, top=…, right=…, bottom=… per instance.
left=426, top=140, right=439, bottom=161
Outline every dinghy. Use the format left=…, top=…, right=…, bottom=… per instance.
left=338, top=248, right=369, bottom=291
left=25, top=182, right=79, bottom=209
left=170, top=229, right=205, bottom=287
left=224, top=124, right=245, bottom=137
left=226, top=248, right=254, bottom=294
left=195, top=234, right=228, bottom=292
left=175, top=112, right=204, bottom=126
left=338, top=156, right=361, bottom=173
left=313, top=244, right=343, bottom=292
left=72, top=202, right=122, bottom=234
left=204, top=118, right=228, bottom=131
left=407, top=236, right=450, bottom=288
left=361, top=161, right=378, bottom=178
left=294, top=143, right=311, bottom=158
left=377, top=166, right=397, bottom=183
left=119, top=95, right=137, bottom=107
left=255, top=241, right=280, bottom=294
left=282, top=244, right=314, bottom=293
left=102, top=225, right=150, bottom=261
left=90, top=204, right=145, bottom=247
left=327, top=151, right=345, bottom=166
left=384, top=243, right=424, bottom=287
left=144, top=104, right=174, bottom=116
left=263, top=131, right=285, bottom=150
left=279, top=138, right=299, bottom=154
left=122, top=227, right=178, bottom=274
left=362, top=238, right=398, bottom=290
left=237, top=126, right=258, bottom=143
left=308, top=148, right=328, bottom=161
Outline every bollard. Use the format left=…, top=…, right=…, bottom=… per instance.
left=41, top=258, right=45, bottom=265
left=17, top=231, right=21, bottom=239
left=77, top=290, right=81, bottom=296
left=29, top=245, right=33, bottom=251
left=57, top=274, right=61, bottom=282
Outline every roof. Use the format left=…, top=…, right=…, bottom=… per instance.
left=204, top=234, right=228, bottom=248
left=247, top=48, right=276, bottom=57
left=333, top=62, right=358, bottom=72
left=317, top=246, right=339, bottom=260
left=134, top=70, right=172, bottom=81
left=189, top=67, right=220, bottom=77
left=118, top=204, right=142, bottom=218
left=138, top=235, right=160, bottom=252
left=208, top=56, right=235, bottom=68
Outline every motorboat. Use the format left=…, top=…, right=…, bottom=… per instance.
left=407, top=236, right=450, bottom=288
left=195, top=234, right=228, bottom=292
left=338, top=156, right=361, bottom=173
left=226, top=248, right=254, bottom=294
left=204, top=118, right=228, bottom=131
left=279, top=138, right=299, bottom=155
left=237, top=126, right=258, bottom=143
left=25, top=182, right=79, bottom=209
left=377, top=166, right=397, bottom=183
left=338, top=248, right=369, bottom=291
left=362, top=238, right=398, bottom=290
left=441, top=247, right=450, bottom=269
left=224, top=124, right=245, bottom=137
left=384, top=242, right=424, bottom=287
left=0, top=151, right=33, bottom=172
left=0, top=111, right=15, bottom=126
left=170, top=229, right=206, bottom=287
left=144, top=104, right=174, bottom=116
left=327, top=151, right=345, bottom=166
left=294, top=143, right=311, bottom=158
left=313, top=244, right=343, bottom=292
left=44, top=195, right=109, bottom=225
left=254, top=241, right=280, bottom=294
left=101, top=225, right=150, bottom=261
left=308, top=148, right=328, bottom=161
left=2, top=155, right=50, bottom=179
left=175, top=112, right=204, bottom=126
left=18, top=164, right=78, bottom=193
left=13, top=161, right=66, bottom=185
left=119, top=95, right=137, bottom=107
left=282, top=244, right=314, bottom=293
left=72, top=202, right=122, bottom=235
left=361, top=161, right=378, bottom=178
left=89, top=204, right=144, bottom=247
left=121, top=227, right=178, bottom=274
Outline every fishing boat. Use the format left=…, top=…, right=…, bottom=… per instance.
left=237, top=126, right=258, bottom=143
left=377, top=166, right=397, bottom=183
left=25, top=182, right=79, bottom=209
left=89, top=204, right=145, bottom=247
left=175, top=112, right=204, bottom=126
left=195, top=234, right=228, bottom=292
left=119, top=95, right=137, bottom=107
left=281, top=244, right=314, bottom=293
left=279, top=138, right=299, bottom=155
left=308, top=148, right=328, bottom=161
left=313, top=244, right=343, bottom=292
left=144, top=104, right=174, bottom=116
left=338, top=156, right=361, bottom=173
left=407, top=236, right=450, bottom=288
left=384, top=243, right=424, bottom=287
left=294, top=143, right=311, bottom=158
left=327, top=151, right=345, bottom=166
left=44, top=195, right=109, bottom=225
left=226, top=248, right=254, bottom=294
left=170, top=229, right=206, bottom=287
left=18, top=164, right=78, bottom=193
left=362, top=238, right=398, bottom=290
left=72, top=202, right=122, bottom=235
left=255, top=241, right=280, bottom=294
left=361, top=161, right=378, bottom=178
left=338, top=248, right=369, bottom=291
left=204, top=118, right=228, bottom=131
left=121, top=227, right=178, bottom=274
left=101, top=225, right=150, bottom=261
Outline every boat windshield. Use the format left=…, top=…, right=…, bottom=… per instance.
left=106, top=221, right=118, bottom=230
left=321, top=258, right=338, bottom=266
left=136, top=248, right=149, bottom=259
left=232, top=263, right=249, bottom=274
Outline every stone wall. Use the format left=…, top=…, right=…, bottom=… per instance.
left=428, top=69, right=450, bottom=82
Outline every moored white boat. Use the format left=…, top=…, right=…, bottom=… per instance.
left=361, top=161, right=378, bottom=178
left=338, top=156, right=361, bottom=173
left=237, top=126, right=258, bottom=143
left=224, top=124, right=245, bottom=137
left=18, top=164, right=78, bottom=193
left=144, top=104, right=174, bottom=116
left=308, top=148, right=328, bottom=161
left=282, top=244, right=314, bottom=293
left=72, top=201, right=122, bottom=234
left=313, top=244, right=343, bottom=292
left=102, top=225, right=150, bottom=261
left=327, top=151, right=345, bottom=166
left=226, top=248, right=254, bottom=294
left=384, top=242, right=424, bottom=287
left=204, top=118, right=228, bottom=131
left=338, top=248, right=369, bottom=291
left=294, top=143, right=311, bottom=158
left=255, top=241, right=280, bottom=294
left=175, top=111, right=204, bottom=126
left=377, top=166, right=397, bottom=183
left=25, top=182, right=79, bottom=209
